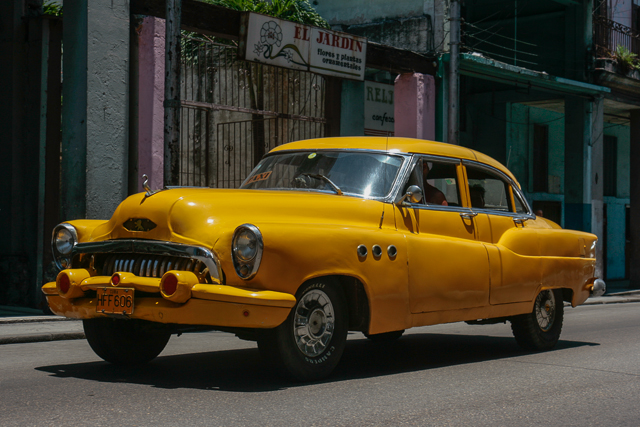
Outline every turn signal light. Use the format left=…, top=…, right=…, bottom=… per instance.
left=111, top=274, right=120, bottom=286
left=162, top=274, right=178, bottom=296
left=56, top=269, right=90, bottom=299
left=58, top=274, right=70, bottom=294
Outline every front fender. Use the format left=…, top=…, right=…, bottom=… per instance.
left=215, top=223, right=411, bottom=334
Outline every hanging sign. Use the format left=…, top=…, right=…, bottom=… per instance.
left=364, top=81, right=394, bottom=136
left=239, top=12, right=366, bottom=81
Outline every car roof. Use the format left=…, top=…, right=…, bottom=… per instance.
left=270, top=137, right=520, bottom=187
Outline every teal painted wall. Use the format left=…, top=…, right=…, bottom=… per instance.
left=605, top=123, right=631, bottom=198
left=603, top=123, right=630, bottom=280
left=505, top=103, right=629, bottom=280
left=340, top=80, right=365, bottom=136
left=605, top=199, right=627, bottom=280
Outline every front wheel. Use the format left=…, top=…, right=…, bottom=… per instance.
left=83, top=318, right=171, bottom=365
left=258, top=279, right=348, bottom=381
left=510, top=289, right=564, bottom=351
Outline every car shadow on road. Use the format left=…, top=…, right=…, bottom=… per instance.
left=35, top=332, right=598, bottom=392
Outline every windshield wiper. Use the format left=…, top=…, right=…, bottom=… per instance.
left=299, top=173, right=343, bottom=195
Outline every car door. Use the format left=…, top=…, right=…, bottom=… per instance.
left=396, top=155, right=491, bottom=314
left=463, top=161, right=540, bottom=305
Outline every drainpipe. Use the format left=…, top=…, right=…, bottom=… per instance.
left=164, top=0, right=182, bottom=186
left=448, top=0, right=460, bottom=145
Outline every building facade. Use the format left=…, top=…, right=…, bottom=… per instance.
left=314, top=0, right=640, bottom=284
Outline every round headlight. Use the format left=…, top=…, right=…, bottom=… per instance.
left=231, top=224, right=263, bottom=280
left=233, top=228, right=258, bottom=261
left=54, top=226, right=75, bottom=255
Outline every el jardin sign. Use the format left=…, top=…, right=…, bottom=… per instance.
left=239, top=12, right=367, bottom=81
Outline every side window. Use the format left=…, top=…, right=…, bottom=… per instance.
left=420, top=158, right=461, bottom=206
left=466, top=166, right=511, bottom=212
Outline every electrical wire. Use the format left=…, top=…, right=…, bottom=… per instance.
left=465, top=22, right=537, bottom=47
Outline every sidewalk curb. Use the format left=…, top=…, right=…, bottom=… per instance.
left=0, top=316, right=80, bottom=325
left=0, top=331, right=85, bottom=345
left=581, top=298, right=640, bottom=305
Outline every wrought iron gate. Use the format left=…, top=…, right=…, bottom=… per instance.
left=179, top=38, right=326, bottom=188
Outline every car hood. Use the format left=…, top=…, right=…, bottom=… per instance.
left=88, top=188, right=387, bottom=249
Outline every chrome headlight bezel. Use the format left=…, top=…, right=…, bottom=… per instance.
left=52, top=223, right=78, bottom=270
left=231, top=224, right=263, bottom=280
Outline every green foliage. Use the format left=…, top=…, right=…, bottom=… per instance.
left=615, top=44, right=640, bottom=72
left=43, top=1, right=63, bottom=17
left=183, top=0, right=329, bottom=65
left=198, top=0, right=329, bottom=28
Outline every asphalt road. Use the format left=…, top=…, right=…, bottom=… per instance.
left=1, top=302, right=639, bottom=427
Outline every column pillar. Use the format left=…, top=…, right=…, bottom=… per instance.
left=138, top=17, right=166, bottom=191
left=394, top=73, right=436, bottom=140
left=591, top=96, right=604, bottom=280
left=340, top=80, right=364, bottom=136
left=85, top=1, right=130, bottom=219
left=61, top=0, right=88, bottom=220
left=564, top=95, right=604, bottom=279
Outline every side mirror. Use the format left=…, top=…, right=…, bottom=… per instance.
left=398, top=185, right=423, bottom=205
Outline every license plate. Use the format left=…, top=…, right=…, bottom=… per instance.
left=96, top=287, right=135, bottom=315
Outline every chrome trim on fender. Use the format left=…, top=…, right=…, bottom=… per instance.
left=71, top=240, right=222, bottom=282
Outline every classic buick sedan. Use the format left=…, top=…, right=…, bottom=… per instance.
left=43, top=137, right=605, bottom=381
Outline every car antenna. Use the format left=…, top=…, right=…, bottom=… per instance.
left=379, top=135, right=390, bottom=229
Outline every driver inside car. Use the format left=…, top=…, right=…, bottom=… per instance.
left=422, top=161, right=448, bottom=206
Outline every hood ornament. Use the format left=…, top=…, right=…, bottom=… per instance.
left=142, top=174, right=162, bottom=198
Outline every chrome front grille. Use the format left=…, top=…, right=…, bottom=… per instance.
left=101, top=254, right=209, bottom=279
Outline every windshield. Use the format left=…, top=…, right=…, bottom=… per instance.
left=241, top=151, right=404, bottom=199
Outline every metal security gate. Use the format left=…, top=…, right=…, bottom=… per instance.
left=179, top=38, right=326, bottom=188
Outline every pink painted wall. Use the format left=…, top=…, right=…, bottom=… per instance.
left=393, top=73, right=436, bottom=141
left=137, top=17, right=165, bottom=191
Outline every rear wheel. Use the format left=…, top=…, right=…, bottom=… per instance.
left=510, top=289, right=564, bottom=351
left=83, top=318, right=171, bottom=365
left=258, top=279, right=348, bottom=381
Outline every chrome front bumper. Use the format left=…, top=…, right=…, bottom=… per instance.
left=590, top=279, right=606, bottom=297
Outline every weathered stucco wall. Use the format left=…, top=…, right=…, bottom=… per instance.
left=86, top=0, right=130, bottom=219
left=313, top=0, right=442, bottom=54
left=313, top=0, right=429, bottom=25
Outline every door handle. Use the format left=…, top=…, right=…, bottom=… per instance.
left=459, top=212, right=478, bottom=219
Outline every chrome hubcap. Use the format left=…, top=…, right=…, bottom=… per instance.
left=293, top=289, right=335, bottom=357
left=535, top=290, right=556, bottom=332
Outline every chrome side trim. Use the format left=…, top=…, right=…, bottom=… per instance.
left=72, top=240, right=222, bottom=282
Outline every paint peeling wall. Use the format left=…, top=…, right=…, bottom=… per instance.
left=86, top=0, right=130, bottom=219
left=313, top=0, right=429, bottom=25
left=313, top=0, right=443, bottom=54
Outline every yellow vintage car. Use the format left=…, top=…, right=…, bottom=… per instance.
left=43, top=137, right=605, bottom=381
